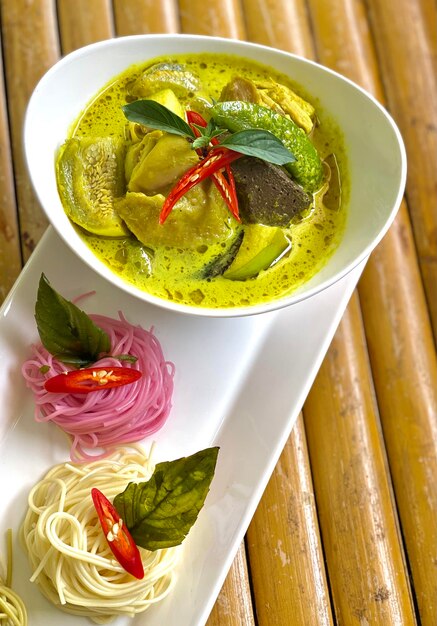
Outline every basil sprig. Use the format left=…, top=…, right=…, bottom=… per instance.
left=35, top=274, right=110, bottom=367
left=123, top=99, right=295, bottom=166
left=122, top=100, right=196, bottom=139
left=114, top=446, right=219, bottom=551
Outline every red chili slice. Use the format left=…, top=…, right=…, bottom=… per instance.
left=186, top=110, right=209, bottom=132
left=91, top=488, right=144, bottom=579
left=186, top=111, right=240, bottom=222
left=159, top=146, right=242, bottom=224
left=209, top=168, right=240, bottom=222
left=44, top=367, right=142, bottom=394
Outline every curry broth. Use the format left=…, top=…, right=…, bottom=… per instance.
left=67, top=53, right=347, bottom=309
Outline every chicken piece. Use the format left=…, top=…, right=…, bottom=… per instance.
left=255, top=78, right=316, bottom=133
left=127, top=134, right=198, bottom=195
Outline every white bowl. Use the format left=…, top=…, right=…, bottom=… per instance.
left=24, top=34, right=406, bottom=317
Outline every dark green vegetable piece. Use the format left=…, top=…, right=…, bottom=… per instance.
left=224, top=226, right=290, bottom=281
left=211, top=101, right=324, bottom=192
left=199, top=229, right=244, bottom=279
left=230, top=156, right=312, bottom=226
left=114, top=447, right=219, bottom=551
left=35, top=274, right=110, bottom=367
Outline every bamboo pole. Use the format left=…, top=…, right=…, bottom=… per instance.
left=0, top=35, right=21, bottom=303
left=57, top=0, right=113, bottom=54
left=416, top=0, right=437, bottom=69
left=113, top=0, right=179, bottom=35
left=360, top=213, right=437, bottom=625
left=178, top=0, right=244, bottom=39
left=247, top=416, right=334, bottom=626
left=0, top=0, right=59, bottom=261
left=364, top=0, right=437, bottom=341
left=243, top=0, right=314, bottom=57
left=207, top=544, right=255, bottom=626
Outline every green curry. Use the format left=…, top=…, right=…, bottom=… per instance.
left=56, top=53, right=348, bottom=309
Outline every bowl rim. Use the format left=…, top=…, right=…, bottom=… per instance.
left=24, top=33, right=407, bottom=318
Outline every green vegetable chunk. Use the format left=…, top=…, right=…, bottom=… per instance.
left=224, top=225, right=290, bottom=280
left=211, top=101, right=324, bottom=192
left=114, top=447, right=219, bottom=551
left=56, top=137, right=128, bottom=237
left=35, top=274, right=110, bottom=367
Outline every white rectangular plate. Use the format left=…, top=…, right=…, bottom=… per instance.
left=0, top=227, right=364, bottom=625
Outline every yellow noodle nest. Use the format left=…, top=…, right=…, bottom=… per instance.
left=20, top=445, right=180, bottom=624
left=0, top=582, right=27, bottom=626
left=0, top=529, right=27, bottom=626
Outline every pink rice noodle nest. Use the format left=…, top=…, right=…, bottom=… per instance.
left=21, top=311, right=174, bottom=462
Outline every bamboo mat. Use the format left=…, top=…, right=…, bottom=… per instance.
left=0, top=0, right=436, bottom=624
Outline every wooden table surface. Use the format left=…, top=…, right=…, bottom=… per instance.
left=0, top=1, right=436, bottom=624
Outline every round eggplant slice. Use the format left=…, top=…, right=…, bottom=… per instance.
left=57, top=137, right=128, bottom=237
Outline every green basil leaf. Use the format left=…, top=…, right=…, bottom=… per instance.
left=190, top=123, right=209, bottom=138
left=114, top=446, right=219, bottom=551
left=122, top=100, right=195, bottom=139
left=35, top=274, right=110, bottom=367
left=220, top=129, right=296, bottom=165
